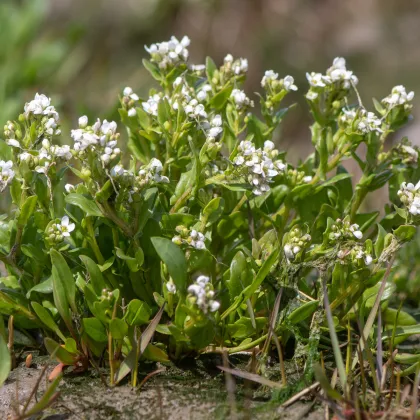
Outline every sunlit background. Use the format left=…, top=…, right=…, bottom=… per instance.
left=2, top=0, right=420, bottom=163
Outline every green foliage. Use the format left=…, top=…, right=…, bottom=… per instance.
left=0, top=35, right=419, bottom=393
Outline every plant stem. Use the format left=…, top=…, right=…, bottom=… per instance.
left=85, top=217, right=105, bottom=264
left=170, top=187, right=192, bottom=214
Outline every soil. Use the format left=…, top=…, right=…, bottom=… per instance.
left=0, top=354, right=324, bottom=420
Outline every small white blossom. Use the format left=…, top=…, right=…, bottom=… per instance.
left=283, top=75, right=298, bottom=91
left=64, top=184, right=75, bottom=193
left=24, top=93, right=59, bottom=122
left=326, top=57, right=358, bottom=89
left=187, top=275, right=219, bottom=314
left=398, top=181, right=420, bottom=215
left=142, top=94, right=161, bottom=116
left=357, top=110, right=383, bottom=134
left=6, top=139, right=20, bottom=148
left=382, top=85, right=414, bottom=108
left=189, top=229, right=206, bottom=250
left=166, top=281, right=176, bottom=294
left=0, top=160, right=15, bottom=192
left=306, top=91, right=319, bottom=101
left=261, top=70, right=278, bottom=88
left=56, top=215, right=75, bottom=237
left=306, top=72, right=329, bottom=88
left=145, top=35, right=190, bottom=70
left=349, top=224, right=363, bottom=240
left=78, top=115, right=88, bottom=128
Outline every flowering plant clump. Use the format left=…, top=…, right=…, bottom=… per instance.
left=1, top=35, right=420, bottom=393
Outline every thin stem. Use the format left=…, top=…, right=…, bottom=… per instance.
left=85, top=217, right=105, bottom=264
left=170, top=187, right=192, bottom=214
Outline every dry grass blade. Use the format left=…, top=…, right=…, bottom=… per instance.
left=217, top=365, right=284, bottom=389
left=281, top=382, right=320, bottom=408
left=138, top=367, right=166, bottom=390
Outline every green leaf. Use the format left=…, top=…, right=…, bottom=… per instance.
left=65, top=193, right=103, bottom=217
left=142, top=58, right=162, bottom=81
left=203, top=197, right=225, bottom=224
left=115, top=247, right=144, bottom=272
left=287, top=300, right=319, bottom=324
left=109, top=318, right=128, bottom=340
left=44, top=337, right=78, bottom=365
left=226, top=251, right=253, bottom=300
left=17, top=195, right=37, bottom=227
left=0, top=334, right=11, bottom=388
left=51, top=249, right=77, bottom=314
left=124, top=299, right=151, bottom=326
left=205, top=56, right=217, bottom=81
left=151, top=237, right=187, bottom=293
left=375, top=224, right=387, bottom=258
left=80, top=255, right=106, bottom=295
left=210, top=85, right=233, bottom=110
left=26, top=277, right=53, bottom=298
left=31, top=302, right=66, bottom=342
left=221, top=247, right=280, bottom=320
left=82, top=317, right=108, bottom=343
left=394, top=224, right=417, bottom=243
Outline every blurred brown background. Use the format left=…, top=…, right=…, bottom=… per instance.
left=2, top=0, right=420, bottom=162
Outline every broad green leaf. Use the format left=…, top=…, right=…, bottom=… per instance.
left=44, top=337, right=78, bottom=365
left=210, top=85, right=233, bottom=110
left=51, top=250, right=77, bottom=314
left=124, top=299, right=152, bottom=326
left=0, top=334, right=10, bottom=387
left=288, top=300, right=319, bottom=324
left=17, top=195, right=37, bottom=227
left=226, top=251, right=252, bottom=300
left=26, top=277, right=53, bottom=298
left=203, top=197, right=225, bottom=224
left=109, top=318, right=128, bottom=340
left=82, top=317, right=108, bottom=343
left=31, top=302, right=66, bottom=342
left=151, top=237, right=187, bottom=293
left=65, top=193, right=103, bottom=217
left=80, top=255, right=106, bottom=295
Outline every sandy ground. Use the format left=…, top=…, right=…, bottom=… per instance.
left=0, top=355, right=325, bottom=420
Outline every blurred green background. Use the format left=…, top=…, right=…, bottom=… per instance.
left=2, top=0, right=420, bottom=162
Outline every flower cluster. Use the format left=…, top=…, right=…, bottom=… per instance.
left=45, top=216, right=75, bottom=245
left=382, top=85, right=414, bottom=110
left=231, top=89, right=254, bottom=110
left=223, top=54, right=248, bottom=76
left=136, top=158, right=169, bottom=187
left=122, top=87, right=140, bottom=117
left=283, top=226, right=312, bottom=261
left=398, top=181, right=420, bottom=216
left=71, top=117, right=121, bottom=165
left=337, top=245, right=373, bottom=266
left=142, top=94, right=161, bottom=116
left=187, top=275, right=220, bottom=314
left=261, top=71, right=298, bottom=93
left=172, top=226, right=206, bottom=250
left=356, top=109, right=383, bottom=135
left=145, top=35, right=190, bottom=70
left=233, top=140, right=286, bottom=195
left=23, top=93, right=59, bottom=121
left=0, top=161, right=15, bottom=192
left=328, top=218, right=363, bottom=243
left=306, top=57, right=358, bottom=100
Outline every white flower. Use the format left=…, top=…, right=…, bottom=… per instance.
left=306, top=91, right=319, bottom=101
left=233, top=58, right=248, bottom=75
left=56, top=215, right=75, bottom=237
left=261, top=70, right=278, bottom=87
left=189, top=230, right=206, bottom=249
left=6, top=139, right=20, bottom=148
left=283, top=75, right=298, bottom=91
left=303, top=176, right=313, bottom=183
left=64, top=184, right=75, bottom=193
left=284, top=244, right=294, bottom=260
left=110, top=165, right=125, bottom=178
left=51, top=145, right=72, bottom=161
left=402, top=145, right=418, bottom=161
left=224, top=54, right=233, bottom=63
left=145, top=35, right=190, bottom=69
left=357, top=110, right=383, bottom=134
left=142, top=94, right=161, bottom=116
left=187, top=275, right=219, bottom=313
left=306, top=72, right=329, bottom=88
left=382, top=85, right=414, bottom=108
left=0, top=160, right=15, bottom=192
left=19, top=152, right=32, bottom=162
left=24, top=93, right=59, bottom=121
left=326, top=57, right=358, bottom=89
left=128, top=108, right=137, bottom=117
left=349, top=224, right=363, bottom=239
left=166, top=281, right=176, bottom=294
